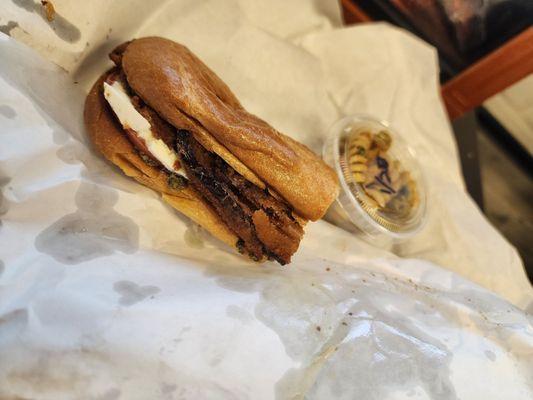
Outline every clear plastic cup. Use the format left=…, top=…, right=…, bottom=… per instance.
left=322, top=115, right=427, bottom=246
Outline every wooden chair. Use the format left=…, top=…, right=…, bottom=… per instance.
left=341, top=0, right=533, bottom=121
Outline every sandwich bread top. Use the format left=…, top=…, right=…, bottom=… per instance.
left=121, top=37, right=339, bottom=221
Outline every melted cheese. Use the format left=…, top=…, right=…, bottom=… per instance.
left=103, top=81, right=186, bottom=177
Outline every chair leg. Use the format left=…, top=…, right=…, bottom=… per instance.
left=451, top=110, right=484, bottom=210
left=340, top=0, right=373, bottom=24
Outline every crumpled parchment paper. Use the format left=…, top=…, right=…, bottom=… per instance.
left=0, top=1, right=532, bottom=399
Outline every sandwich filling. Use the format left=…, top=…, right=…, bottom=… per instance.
left=102, top=57, right=304, bottom=264
left=103, top=80, right=186, bottom=178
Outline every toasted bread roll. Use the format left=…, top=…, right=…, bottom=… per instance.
left=84, top=38, right=339, bottom=264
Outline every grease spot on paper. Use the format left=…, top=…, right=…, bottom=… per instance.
left=0, top=175, right=11, bottom=223
left=56, top=142, right=86, bottom=164
left=484, top=349, right=496, bottom=362
left=95, top=387, right=121, bottom=400
left=184, top=224, right=205, bottom=249
left=0, top=21, right=19, bottom=36
left=113, top=280, right=160, bottom=306
left=35, top=182, right=139, bottom=264
left=209, top=353, right=224, bottom=367
left=6, top=350, right=106, bottom=394
left=160, top=382, right=177, bottom=395
left=0, top=104, right=17, bottom=119
left=226, top=305, right=254, bottom=324
left=0, top=308, right=28, bottom=336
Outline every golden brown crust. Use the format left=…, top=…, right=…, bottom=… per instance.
left=84, top=72, right=238, bottom=248
left=121, top=37, right=339, bottom=221
left=252, top=209, right=300, bottom=264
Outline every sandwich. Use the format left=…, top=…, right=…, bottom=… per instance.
left=84, top=37, right=339, bottom=264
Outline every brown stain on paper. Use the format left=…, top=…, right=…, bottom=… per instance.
left=34, top=182, right=139, bottom=265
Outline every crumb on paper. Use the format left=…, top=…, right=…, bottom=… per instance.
left=41, top=0, right=56, bottom=22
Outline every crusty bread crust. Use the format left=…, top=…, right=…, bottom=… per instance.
left=121, top=37, right=339, bottom=221
left=84, top=72, right=238, bottom=248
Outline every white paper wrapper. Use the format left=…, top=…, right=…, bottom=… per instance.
left=0, top=1, right=532, bottom=399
